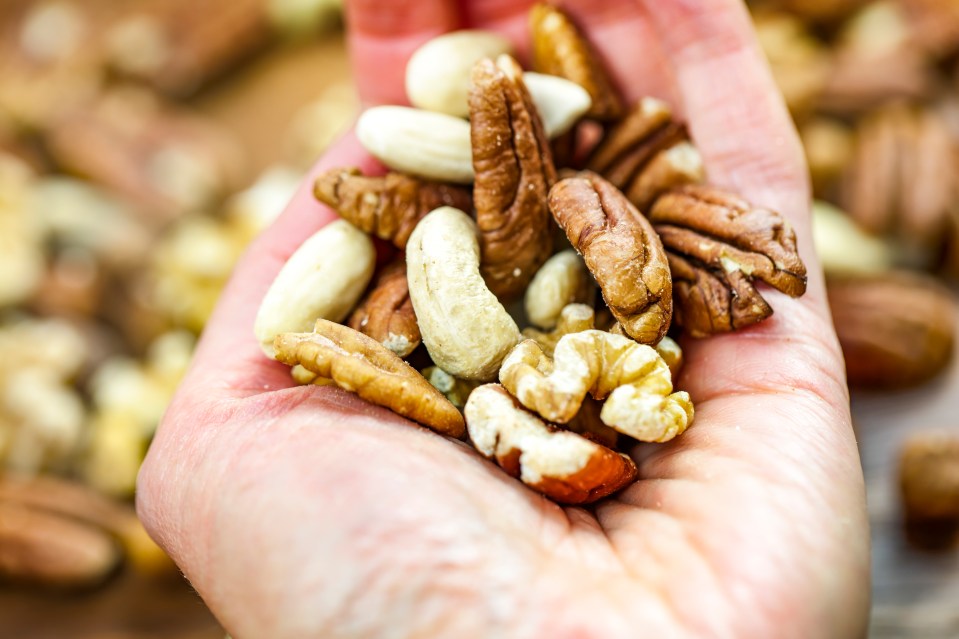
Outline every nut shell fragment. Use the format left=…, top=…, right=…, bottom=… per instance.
left=314, top=167, right=472, bottom=249
left=549, top=172, right=672, bottom=344
left=464, top=384, right=637, bottom=504
left=500, top=330, right=694, bottom=443
left=274, top=319, right=465, bottom=438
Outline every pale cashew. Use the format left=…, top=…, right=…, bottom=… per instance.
left=406, top=30, right=514, bottom=118
left=254, top=220, right=375, bottom=357
left=406, top=207, right=521, bottom=381
left=524, top=250, right=593, bottom=329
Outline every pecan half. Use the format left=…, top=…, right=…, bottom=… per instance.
left=464, top=384, right=638, bottom=504
left=314, top=167, right=473, bottom=249
left=827, top=272, right=955, bottom=388
left=587, top=98, right=704, bottom=212
left=274, top=319, right=465, bottom=438
left=0, top=501, right=120, bottom=587
left=470, top=55, right=556, bottom=299
left=840, top=104, right=956, bottom=252
left=348, top=259, right=420, bottom=358
left=529, top=3, right=624, bottom=121
left=649, top=185, right=808, bottom=337
left=549, top=171, right=672, bottom=344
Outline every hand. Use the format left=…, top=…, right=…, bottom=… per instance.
left=137, top=1, right=870, bottom=637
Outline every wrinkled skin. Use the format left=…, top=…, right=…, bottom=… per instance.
left=137, top=1, right=870, bottom=637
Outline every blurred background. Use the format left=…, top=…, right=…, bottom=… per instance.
left=0, top=0, right=957, bottom=637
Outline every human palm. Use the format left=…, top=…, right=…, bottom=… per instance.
left=137, top=1, right=870, bottom=637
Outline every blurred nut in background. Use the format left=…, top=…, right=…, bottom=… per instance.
left=900, top=432, right=959, bottom=521
left=827, top=271, right=956, bottom=388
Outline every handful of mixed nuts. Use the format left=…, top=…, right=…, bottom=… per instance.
left=254, top=4, right=808, bottom=504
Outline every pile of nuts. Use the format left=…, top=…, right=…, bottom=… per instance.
left=256, top=4, right=809, bottom=504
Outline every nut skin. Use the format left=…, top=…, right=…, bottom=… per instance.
left=499, top=330, right=694, bottom=443
left=529, top=3, right=624, bottom=121
left=314, top=167, right=473, bottom=250
left=649, top=185, right=807, bottom=337
left=348, top=259, right=420, bottom=358
left=470, top=55, right=557, bottom=300
left=827, top=271, right=956, bottom=389
left=899, top=433, right=959, bottom=521
left=549, top=171, right=672, bottom=345
left=274, top=319, right=465, bottom=438
left=464, top=384, right=638, bottom=504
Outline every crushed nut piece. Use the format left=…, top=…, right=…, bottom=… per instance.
left=549, top=171, right=672, bottom=344
left=650, top=185, right=807, bottom=337
left=499, top=330, right=693, bottom=442
left=348, top=259, right=420, bottom=357
left=422, top=366, right=480, bottom=409
left=274, top=319, right=465, bottom=438
left=522, top=303, right=595, bottom=356
left=314, top=167, right=473, bottom=249
left=464, top=384, right=637, bottom=504
left=470, top=55, right=556, bottom=299
left=529, top=3, right=624, bottom=121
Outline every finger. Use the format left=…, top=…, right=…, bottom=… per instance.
left=347, top=0, right=462, bottom=106
left=181, top=131, right=383, bottom=399
left=634, top=0, right=808, bottom=224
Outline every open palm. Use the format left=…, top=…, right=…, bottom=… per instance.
left=138, top=1, right=870, bottom=637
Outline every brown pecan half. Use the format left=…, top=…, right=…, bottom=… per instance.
left=0, top=500, right=120, bottom=588
left=464, top=384, right=637, bottom=504
left=649, top=185, right=807, bottom=337
left=586, top=99, right=704, bottom=211
left=549, top=171, right=672, bottom=344
left=827, top=272, right=955, bottom=388
left=529, top=3, right=624, bottom=121
left=348, top=259, right=420, bottom=358
left=470, top=55, right=556, bottom=299
left=841, top=104, right=956, bottom=252
left=274, top=319, right=465, bottom=438
left=314, top=167, right=473, bottom=249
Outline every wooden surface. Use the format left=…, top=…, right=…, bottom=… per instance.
left=857, top=310, right=959, bottom=638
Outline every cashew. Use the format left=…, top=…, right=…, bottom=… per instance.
left=406, top=207, right=521, bottom=381
left=356, top=106, right=474, bottom=184
left=522, top=72, right=592, bottom=138
left=524, top=250, right=593, bottom=329
left=406, top=30, right=514, bottom=118
left=254, top=220, right=375, bottom=357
